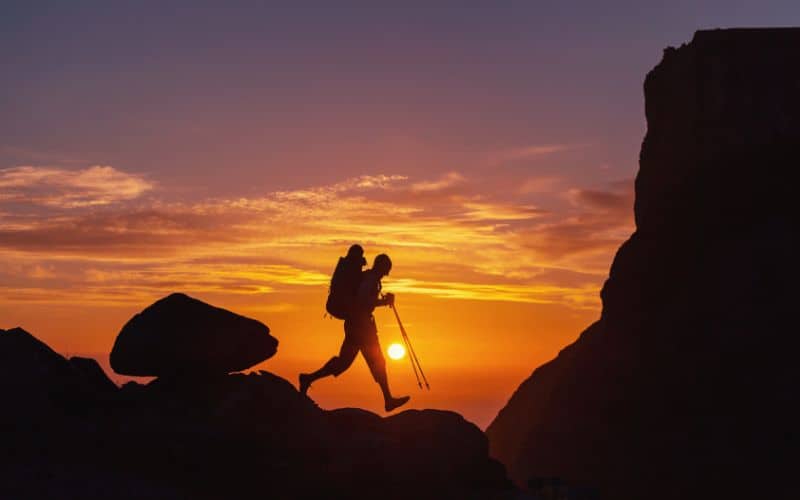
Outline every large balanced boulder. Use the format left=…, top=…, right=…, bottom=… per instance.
left=486, top=28, right=799, bottom=500
left=110, top=293, right=277, bottom=376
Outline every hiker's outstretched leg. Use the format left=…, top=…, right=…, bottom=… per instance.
left=360, top=319, right=409, bottom=412
left=300, top=334, right=358, bottom=395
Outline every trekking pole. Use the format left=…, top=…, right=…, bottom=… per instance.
left=400, top=324, right=423, bottom=389
left=385, top=299, right=421, bottom=388
left=405, top=331, right=430, bottom=391
left=392, top=304, right=423, bottom=389
left=391, top=303, right=430, bottom=390
left=402, top=316, right=430, bottom=391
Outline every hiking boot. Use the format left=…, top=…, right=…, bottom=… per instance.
left=384, top=395, right=410, bottom=412
left=299, top=373, right=312, bottom=395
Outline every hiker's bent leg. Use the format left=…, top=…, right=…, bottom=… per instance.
left=362, top=336, right=388, bottom=388
left=360, top=324, right=392, bottom=397
left=362, top=337, right=410, bottom=411
left=307, top=335, right=358, bottom=381
left=359, top=318, right=409, bottom=411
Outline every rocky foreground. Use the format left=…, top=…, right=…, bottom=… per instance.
left=1, top=305, right=512, bottom=498
left=486, top=28, right=799, bottom=500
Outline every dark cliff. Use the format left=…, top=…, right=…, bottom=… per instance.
left=486, top=28, right=799, bottom=499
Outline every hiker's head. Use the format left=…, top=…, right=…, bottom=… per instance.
left=347, top=244, right=367, bottom=266
left=373, top=253, right=392, bottom=277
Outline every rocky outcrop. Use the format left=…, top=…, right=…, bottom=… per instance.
left=325, top=407, right=509, bottom=494
left=69, top=356, right=119, bottom=393
left=110, top=293, right=278, bottom=376
left=0, top=327, right=116, bottom=416
left=486, top=28, right=800, bottom=500
left=2, top=328, right=513, bottom=499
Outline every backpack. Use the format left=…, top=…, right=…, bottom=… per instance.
left=325, top=256, right=363, bottom=320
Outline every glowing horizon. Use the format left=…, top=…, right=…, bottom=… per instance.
left=0, top=162, right=633, bottom=427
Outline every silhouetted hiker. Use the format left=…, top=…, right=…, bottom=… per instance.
left=300, top=253, right=410, bottom=412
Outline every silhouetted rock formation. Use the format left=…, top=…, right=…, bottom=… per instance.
left=69, top=356, right=119, bottom=394
left=110, top=292, right=278, bottom=376
left=486, top=28, right=799, bottom=500
left=0, top=327, right=116, bottom=416
left=2, top=328, right=513, bottom=499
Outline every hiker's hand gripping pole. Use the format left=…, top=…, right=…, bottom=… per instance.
left=391, top=303, right=430, bottom=390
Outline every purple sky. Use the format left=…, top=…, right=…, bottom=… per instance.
left=4, top=2, right=799, bottom=194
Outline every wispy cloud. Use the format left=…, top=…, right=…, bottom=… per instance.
left=389, top=277, right=601, bottom=308
left=410, top=171, right=465, bottom=192
left=516, top=179, right=634, bottom=272
left=489, top=144, right=578, bottom=166
left=567, top=179, right=634, bottom=212
left=517, top=176, right=564, bottom=194
left=460, top=202, right=544, bottom=222
left=0, top=165, right=153, bottom=208
left=0, top=171, right=634, bottom=309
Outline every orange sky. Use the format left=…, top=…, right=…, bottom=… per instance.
left=0, top=165, right=632, bottom=427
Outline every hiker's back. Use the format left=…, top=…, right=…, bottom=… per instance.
left=354, top=269, right=381, bottom=316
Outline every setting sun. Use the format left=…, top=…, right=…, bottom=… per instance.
left=387, top=343, right=406, bottom=360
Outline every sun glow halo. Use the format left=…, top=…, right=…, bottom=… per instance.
left=387, top=342, right=406, bottom=360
